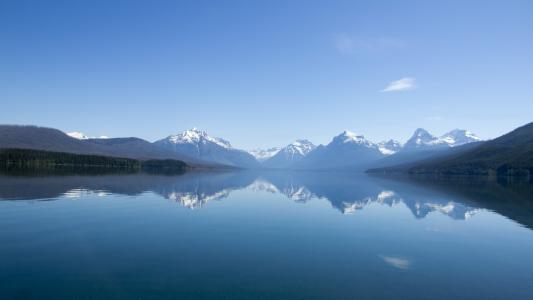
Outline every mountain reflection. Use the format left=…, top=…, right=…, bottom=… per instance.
left=1, top=171, right=532, bottom=227
left=253, top=172, right=481, bottom=220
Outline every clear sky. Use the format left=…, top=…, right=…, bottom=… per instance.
left=1, top=0, right=532, bottom=149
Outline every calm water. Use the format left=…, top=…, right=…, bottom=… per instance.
left=1, top=171, right=533, bottom=299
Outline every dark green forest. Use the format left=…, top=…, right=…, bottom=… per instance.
left=0, top=148, right=187, bottom=175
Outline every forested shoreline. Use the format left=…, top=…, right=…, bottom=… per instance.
left=0, top=148, right=188, bottom=175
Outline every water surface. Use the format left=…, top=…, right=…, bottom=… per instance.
left=1, top=171, right=533, bottom=299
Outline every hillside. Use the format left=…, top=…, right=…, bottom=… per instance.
left=0, top=125, right=210, bottom=167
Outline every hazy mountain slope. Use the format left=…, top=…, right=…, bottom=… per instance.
left=294, top=131, right=384, bottom=170
left=86, top=138, right=203, bottom=163
left=407, top=122, right=533, bottom=176
left=366, top=128, right=483, bottom=172
left=367, top=142, right=484, bottom=173
left=248, top=147, right=281, bottom=162
left=0, top=125, right=208, bottom=166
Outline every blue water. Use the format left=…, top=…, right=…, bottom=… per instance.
left=1, top=171, right=533, bottom=299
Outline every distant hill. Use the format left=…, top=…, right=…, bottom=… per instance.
left=372, top=122, right=533, bottom=177
left=0, top=125, right=212, bottom=167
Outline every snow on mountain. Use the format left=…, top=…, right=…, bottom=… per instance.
left=402, top=128, right=481, bottom=151
left=167, top=128, right=232, bottom=149
left=331, top=130, right=377, bottom=148
left=439, top=129, right=481, bottom=147
left=67, top=131, right=88, bottom=139
left=249, top=147, right=282, bottom=162
left=403, top=128, right=440, bottom=149
left=153, top=128, right=259, bottom=168
left=378, top=140, right=402, bottom=155
left=262, top=139, right=316, bottom=168
left=67, top=131, right=109, bottom=140
left=283, top=139, right=316, bottom=157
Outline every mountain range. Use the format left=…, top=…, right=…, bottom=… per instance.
left=254, top=128, right=482, bottom=170
left=0, top=125, right=213, bottom=168
left=0, top=124, right=488, bottom=171
left=405, top=122, right=533, bottom=176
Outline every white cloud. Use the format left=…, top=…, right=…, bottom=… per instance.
left=382, top=77, right=416, bottom=92
left=379, top=255, right=411, bottom=269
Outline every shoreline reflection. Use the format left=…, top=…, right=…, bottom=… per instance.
left=1, top=171, right=532, bottom=228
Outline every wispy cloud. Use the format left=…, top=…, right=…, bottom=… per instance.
left=379, top=255, right=412, bottom=269
left=382, top=77, right=416, bottom=92
left=334, top=34, right=406, bottom=54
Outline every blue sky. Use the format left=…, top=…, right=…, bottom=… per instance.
left=1, top=0, right=532, bottom=149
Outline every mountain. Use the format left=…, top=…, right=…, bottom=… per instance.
left=294, top=131, right=384, bottom=170
left=367, top=141, right=483, bottom=173
left=378, top=140, right=402, bottom=155
left=249, top=147, right=281, bottom=162
left=402, top=128, right=481, bottom=151
left=263, top=139, right=316, bottom=168
left=402, top=128, right=441, bottom=150
left=153, top=128, right=259, bottom=168
left=367, top=128, right=483, bottom=171
left=408, top=122, right=533, bottom=176
left=0, top=125, right=208, bottom=166
left=439, top=129, right=481, bottom=147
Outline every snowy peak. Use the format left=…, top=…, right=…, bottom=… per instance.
left=154, top=128, right=259, bottom=168
left=67, top=131, right=109, bottom=140
left=406, top=128, right=439, bottom=146
left=331, top=131, right=375, bottom=148
left=378, top=140, right=402, bottom=155
left=261, top=139, right=316, bottom=168
left=284, top=139, right=316, bottom=156
left=167, top=128, right=232, bottom=149
left=439, top=129, right=481, bottom=147
left=249, top=147, right=282, bottom=162
left=404, top=128, right=481, bottom=150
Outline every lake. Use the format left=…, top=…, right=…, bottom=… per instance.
left=1, top=171, right=533, bottom=299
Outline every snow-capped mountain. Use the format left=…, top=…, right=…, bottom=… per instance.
left=294, top=131, right=385, bottom=169
left=67, top=131, right=109, bottom=140
left=439, top=129, right=481, bottom=147
left=248, top=147, right=282, bottom=162
left=263, top=139, right=316, bottom=168
left=402, top=128, right=481, bottom=151
left=153, top=128, right=259, bottom=168
left=402, top=128, right=441, bottom=150
left=378, top=140, right=402, bottom=155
